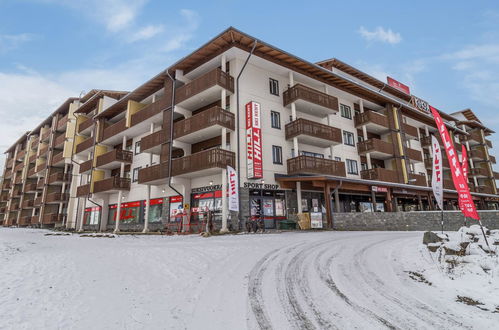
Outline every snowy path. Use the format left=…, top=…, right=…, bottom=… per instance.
left=0, top=228, right=496, bottom=329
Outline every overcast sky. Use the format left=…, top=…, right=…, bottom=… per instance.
left=1, top=0, right=499, bottom=172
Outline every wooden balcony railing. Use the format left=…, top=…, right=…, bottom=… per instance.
left=138, top=163, right=169, bottom=184
left=402, top=123, right=418, bottom=138
left=141, top=130, right=168, bottom=153
left=25, top=182, right=37, bottom=192
left=76, top=183, right=91, bottom=197
left=354, top=110, right=389, bottom=128
left=19, top=216, right=31, bottom=226
left=31, top=216, right=39, bottom=225
left=283, top=83, right=338, bottom=111
left=53, top=133, right=66, bottom=147
left=408, top=173, right=427, bottom=186
left=39, top=145, right=48, bottom=157
left=172, top=149, right=235, bottom=176
left=360, top=168, right=399, bottom=183
left=93, top=177, right=131, bottom=194
left=357, top=138, right=393, bottom=155
left=16, top=149, right=26, bottom=160
left=101, top=117, right=127, bottom=141
left=14, top=175, right=23, bottom=185
left=130, top=96, right=170, bottom=127
left=6, top=158, right=13, bottom=169
left=56, top=115, right=68, bottom=131
left=48, top=172, right=70, bottom=184
left=78, top=117, right=94, bottom=134
left=494, top=171, right=499, bottom=180
left=175, top=68, right=234, bottom=105
left=42, top=213, right=64, bottom=224
left=51, top=151, right=64, bottom=165
left=470, top=148, right=487, bottom=160
left=22, top=199, right=34, bottom=208
left=28, top=153, right=37, bottom=163
left=31, top=137, right=39, bottom=148
left=443, top=180, right=455, bottom=190
left=425, top=157, right=450, bottom=169
left=174, top=106, right=235, bottom=139
left=476, top=185, right=495, bottom=195
left=489, top=155, right=496, bottom=164
left=285, top=118, right=342, bottom=143
left=79, top=159, right=93, bottom=174
left=37, top=179, right=45, bottom=190
left=10, top=203, right=19, bottom=210
left=287, top=155, right=346, bottom=176
left=471, top=167, right=490, bottom=177
left=45, top=192, right=69, bottom=203
left=485, top=139, right=493, bottom=148
left=75, top=136, right=94, bottom=154
left=14, top=161, right=24, bottom=172
left=95, top=149, right=133, bottom=168
left=41, top=130, right=51, bottom=142
left=405, top=147, right=423, bottom=162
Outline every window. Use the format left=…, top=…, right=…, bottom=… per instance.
left=346, top=159, right=359, bottom=175
left=271, top=111, right=281, bottom=129
left=334, top=156, right=341, bottom=162
left=272, top=145, right=283, bottom=164
left=358, top=135, right=364, bottom=143
left=361, top=163, right=368, bottom=171
left=302, top=151, right=324, bottom=158
left=409, top=163, right=415, bottom=174
left=343, top=131, right=355, bottom=146
left=132, top=167, right=141, bottom=182
left=340, top=104, right=352, bottom=119
left=134, top=141, right=141, bottom=155
left=269, top=78, right=279, bottom=96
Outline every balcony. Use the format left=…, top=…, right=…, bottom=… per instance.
left=141, top=130, right=168, bottom=154
left=174, top=106, right=235, bottom=144
left=28, top=153, right=37, bottom=163
left=476, top=185, right=495, bottom=195
left=79, top=159, right=93, bottom=174
left=42, top=213, right=64, bottom=224
left=361, top=167, right=399, bottom=183
left=45, top=192, right=69, bottom=204
left=14, top=175, right=23, bottom=185
left=171, top=148, right=235, bottom=177
left=101, top=117, right=127, bottom=144
left=175, top=68, right=234, bottom=109
left=39, top=145, right=48, bottom=157
left=56, top=115, right=68, bottom=132
left=283, top=83, right=339, bottom=117
left=95, top=149, right=133, bottom=169
left=354, top=110, right=389, bottom=134
left=93, top=177, right=131, bottom=194
left=35, top=163, right=47, bottom=176
left=285, top=118, right=342, bottom=147
left=14, top=161, right=24, bottom=172
left=51, top=151, right=65, bottom=167
left=130, top=96, right=170, bottom=127
left=405, top=147, right=423, bottom=162
left=31, top=137, right=39, bottom=149
left=494, top=171, right=499, bottom=180
left=75, top=136, right=94, bottom=155
left=48, top=172, right=70, bottom=185
left=287, top=155, right=346, bottom=177
left=443, top=180, right=455, bottom=190
left=53, top=133, right=66, bottom=148
left=25, top=182, right=38, bottom=192
left=37, top=179, right=45, bottom=190
left=31, top=216, right=39, bottom=225
left=16, top=149, right=26, bottom=161
left=138, top=163, right=169, bottom=185
left=402, top=123, right=418, bottom=138
left=78, top=117, right=94, bottom=135
left=22, top=199, right=35, bottom=209
left=10, top=203, right=19, bottom=211
left=357, top=138, right=394, bottom=159
left=490, top=155, right=496, bottom=164
left=408, top=173, right=427, bottom=186
left=6, top=158, right=13, bottom=169
left=76, top=183, right=91, bottom=197
left=485, top=139, right=493, bottom=148
left=471, top=167, right=490, bottom=178
left=19, top=216, right=31, bottom=226
left=0, top=206, right=5, bottom=214
left=41, top=130, right=50, bottom=142
left=425, top=157, right=450, bottom=169
left=470, top=148, right=487, bottom=161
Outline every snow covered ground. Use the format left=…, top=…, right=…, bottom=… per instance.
left=0, top=228, right=498, bottom=330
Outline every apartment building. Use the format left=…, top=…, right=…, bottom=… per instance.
left=2, top=27, right=499, bottom=231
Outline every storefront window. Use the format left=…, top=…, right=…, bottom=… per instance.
left=169, top=196, right=183, bottom=218
left=108, top=201, right=142, bottom=224
left=83, top=206, right=101, bottom=225
left=146, top=198, right=163, bottom=223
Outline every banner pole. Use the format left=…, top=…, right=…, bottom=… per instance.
left=441, top=209, right=444, bottom=234
left=477, top=219, right=492, bottom=253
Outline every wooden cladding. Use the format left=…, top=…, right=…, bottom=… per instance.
left=16, top=149, right=26, bottom=160
left=287, top=156, right=346, bottom=176
left=141, top=130, right=168, bottom=153
left=41, top=130, right=50, bottom=142
left=53, top=133, right=66, bottom=147
left=56, top=115, right=68, bottom=131
left=79, top=159, right=93, bottom=174
left=283, top=83, right=339, bottom=110
left=101, top=117, right=127, bottom=142
left=34, top=196, right=43, bottom=206
left=45, top=192, right=69, bottom=203
left=93, top=176, right=131, bottom=194
left=405, top=147, right=423, bottom=162
left=95, top=149, right=133, bottom=168
left=22, top=199, right=35, bottom=208
left=285, top=118, right=342, bottom=143
left=175, top=68, right=234, bottom=105
left=75, top=137, right=94, bottom=154
left=78, top=118, right=94, bottom=134
left=48, top=172, right=70, bottom=184
left=130, top=96, right=170, bottom=127
left=354, top=110, right=388, bottom=128
left=25, top=182, right=38, bottom=192
left=171, top=148, right=235, bottom=176
left=425, top=157, right=450, bottom=169
left=357, top=138, right=393, bottom=155
left=477, top=185, right=495, bottom=194
left=174, top=106, right=235, bottom=139
left=76, top=183, right=91, bottom=197
left=51, top=151, right=64, bottom=165
left=401, top=123, right=418, bottom=138
left=28, top=153, right=37, bottom=163
left=408, top=173, right=427, bottom=186
left=361, top=168, right=399, bottom=183
left=137, top=163, right=169, bottom=184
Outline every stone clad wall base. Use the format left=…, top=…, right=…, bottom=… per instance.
left=332, top=211, right=499, bottom=231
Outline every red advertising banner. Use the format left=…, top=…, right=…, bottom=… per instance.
left=430, top=106, right=479, bottom=220
left=459, top=144, right=469, bottom=212
left=387, top=76, right=410, bottom=94
left=246, top=101, right=263, bottom=179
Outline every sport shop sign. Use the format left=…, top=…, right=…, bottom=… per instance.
left=411, top=96, right=430, bottom=114
left=246, top=101, right=263, bottom=179
left=430, top=106, right=479, bottom=220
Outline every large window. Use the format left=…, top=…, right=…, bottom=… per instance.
left=346, top=159, right=359, bottom=174
left=132, top=167, right=141, bottom=182
left=271, top=111, right=281, bottom=129
left=272, top=145, right=283, bottom=164
left=343, top=131, right=355, bottom=146
left=340, top=104, right=352, bottom=119
left=269, top=78, right=279, bottom=96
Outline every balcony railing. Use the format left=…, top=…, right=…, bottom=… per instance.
left=485, top=139, right=493, bottom=148
left=14, top=161, right=24, bottom=172
left=51, top=151, right=64, bottom=165
left=78, top=117, right=94, bottom=134
left=93, top=176, right=131, bottom=194
left=360, top=168, right=399, bottom=183
left=22, top=199, right=34, bottom=208
left=174, top=106, right=235, bottom=140
left=45, top=192, right=69, bottom=203
left=76, top=183, right=91, bottom=197
left=25, top=182, right=38, bottom=192
left=405, top=147, right=423, bottom=162
left=41, top=130, right=50, bottom=142
left=16, top=149, right=26, bottom=160
left=141, top=130, right=168, bottom=154
left=56, top=115, right=68, bottom=131
left=402, top=123, right=418, bottom=138
left=28, top=153, right=37, bottom=163
left=37, top=179, right=45, bottom=190
left=283, top=83, right=338, bottom=111
left=287, top=155, right=346, bottom=176
left=39, top=145, right=48, bottom=157
left=408, top=173, right=427, bottom=186
left=48, top=172, right=70, bottom=184
left=476, top=185, right=495, bottom=194
left=31, top=216, right=39, bottom=225
left=490, top=155, right=496, bottom=164
left=425, top=157, right=450, bottom=169
left=79, top=159, right=93, bottom=174
left=6, top=158, right=13, bottom=169
left=138, top=163, right=169, bottom=184
left=42, top=213, right=64, bottom=224
left=357, top=138, right=393, bottom=155
left=470, top=148, right=487, bottom=160
left=130, top=96, right=170, bottom=127
left=494, top=171, right=499, bottom=180
left=75, top=136, right=94, bottom=154
left=53, top=133, right=66, bottom=148
left=95, top=149, right=133, bottom=168
left=171, top=149, right=235, bottom=176
left=101, top=117, right=127, bottom=142
left=31, top=137, right=39, bottom=149
left=443, top=180, right=455, bottom=190
left=19, top=216, right=31, bottom=226
left=354, top=110, right=389, bottom=129
left=175, top=68, right=234, bottom=105
left=471, top=167, right=490, bottom=177
left=285, top=118, right=342, bottom=144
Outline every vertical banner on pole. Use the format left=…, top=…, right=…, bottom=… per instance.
left=430, top=106, right=480, bottom=220
left=460, top=144, right=469, bottom=213
left=431, top=135, right=444, bottom=210
left=227, top=165, right=239, bottom=212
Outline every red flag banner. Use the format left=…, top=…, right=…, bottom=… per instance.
left=462, top=144, right=469, bottom=183
left=430, top=106, right=480, bottom=220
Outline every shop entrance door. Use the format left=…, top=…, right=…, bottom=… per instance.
left=250, top=196, right=276, bottom=229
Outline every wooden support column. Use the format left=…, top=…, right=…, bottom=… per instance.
left=371, top=189, right=377, bottom=212
left=386, top=188, right=393, bottom=212
left=324, top=183, right=332, bottom=229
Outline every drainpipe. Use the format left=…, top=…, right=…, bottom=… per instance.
left=236, top=40, right=257, bottom=228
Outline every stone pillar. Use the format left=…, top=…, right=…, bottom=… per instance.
left=334, top=188, right=340, bottom=213
left=114, top=135, right=126, bottom=233
left=296, top=181, right=302, bottom=213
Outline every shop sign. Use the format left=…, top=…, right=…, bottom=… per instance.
left=246, top=101, right=263, bottom=179
left=227, top=165, right=239, bottom=212
left=411, top=96, right=430, bottom=114
left=142, top=198, right=163, bottom=206
left=84, top=206, right=101, bottom=212
left=243, top=182, right=279, bottom=190
left=310, top=212, right=323, bottom=229
left=169, top=196, right=182, bottom=203
left=192, top=185, right=222, bottom=193
left=387, top=76, right=410, bottom=94
left=372, top=186, right=388, bottom=193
